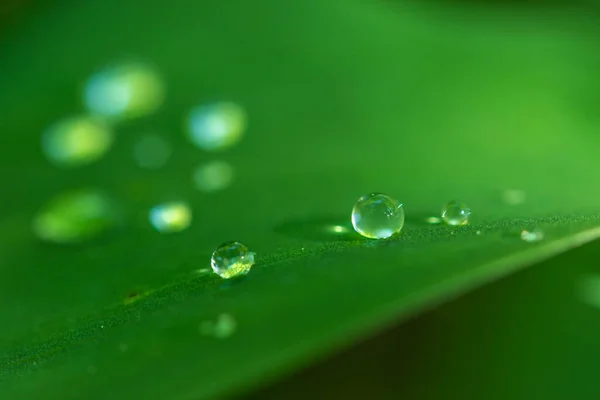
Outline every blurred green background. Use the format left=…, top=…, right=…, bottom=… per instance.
left=2, top=0, right=600, bottom=399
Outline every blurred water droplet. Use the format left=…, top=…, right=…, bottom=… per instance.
left=149, top=202, right=191, bottom=233
left=134, top=134, right=171, bottom=169
left=33, top=189, right=118, bottom=244
left=520, top=228, right=544, bottom=242
left=192, top=160, right=234, bottom=192
left=199, top=313, right=237, bottom=339
left=502, top=189, right=526, bottom=205
left=425, top=216, right=441, bottom=224
left=42, top=116, right=113, bottom=167
left=475, top=230, right=482, bottom=235
left=187, top=102, right=247, bottom=151
left=84, top=62, right=165, bottom=121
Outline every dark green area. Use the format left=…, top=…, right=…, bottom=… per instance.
left=1, top=0, right=600, bottom=399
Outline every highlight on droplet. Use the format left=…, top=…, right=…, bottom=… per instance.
left=42, top=116, right=113, bottom=167
left=134, top=134, right=171, bottom=170
left=149, top=201, right=192, bottom=233
left=33, top=188, right=118, bottom=244
left=84, top=62, right=165, bottom=121
left=186, top=101, right=247, bottom=151
left=192, top=160, right=234, bottom=192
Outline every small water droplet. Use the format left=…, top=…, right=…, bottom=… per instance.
left=351, top=193, right=404, bottom=239
left=186, top=102, right=247, bottom=151
left=84, top=62, right=165, bottom=121
left=476, top=230, right=482, bottom=235
left=134, top=134, right=171, bottom=169
left=199, top=313, right=237, bottom=339
left=192, top=160, right=234, bottom=192
left=520, top=228, right=544, bottom=242
left=502, top=189, right=526, bottom=205
left=42, top=116, right=113, bottom=167
left=33, top=189, right=118, bottom=244
left=441, top=200, right=471, bottom=226
left=211, top=241, right=255, bottom=279
left=149, top=202, right=192, bottom=233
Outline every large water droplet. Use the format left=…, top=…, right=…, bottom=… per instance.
left=211, top=241, right=255, bottom=279
left=33, top=189, right=118, bottom=243
left=351, top=193, right=404, bottom=239
left=134, top=134, right=171, bottom=169
left=192, top=160, right=234, bottom=192
left=186, top=102, right=247, bottom=151
left=149, top=202, right=192, bottom=233
left=42, top=116, right=113, bottom=167
left=84, top=62, right=165, bottom=121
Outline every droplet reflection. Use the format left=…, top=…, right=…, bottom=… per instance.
left=199, top=313, right=237, bottom=339
left=192, top=160, right=234, bottom=192
left=187, top=102, right=247, bottom=151
left=42, top=116, right=113, bottom=167
left=84, top=62, right=165, bottom=121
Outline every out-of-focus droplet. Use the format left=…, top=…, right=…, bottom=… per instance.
left=134, top=134, right=171, bottom=169
left=199, top=313, right=237, bottom=339
left=521, top=228, right=544, bottom=242
left=192, top=160, right=234, bottom=192
left=33, top=189, right=118, bottom=243
left=42, top=116, right=113, bottom=167
left=186, top=102, right=247, bottom=151
left=84, top=62, right=165, bottom=121
left=425, top=216, right=442, bottom=224
left=502, top=189, right=526, bottom=205
left=149, top=202, right=191, bottom=233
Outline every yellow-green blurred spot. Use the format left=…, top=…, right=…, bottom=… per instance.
left=33, top=189, right=117, bottom=244
left=187, top=102, right=247, bottom=151
left=441, top=200, right=471, bottom=226
left=192, top=160, right=234, bottom=192
left=84, top=62, right=165, bottom=121
left=425, top=216, right=442, bottom=224
left=199, top=313, right=237, bottom=339
left=521, top=228, right=544, bottom=242
left=211, top=241, right=255, bottom=279
left=42, top=116, right=113, bottom=167
left=134, top=134, right=171, bottom=169
left=149, top=202, right=192, bottom=233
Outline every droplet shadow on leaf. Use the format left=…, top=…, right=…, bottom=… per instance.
left=403, top=212, right=444, bottom=228
left=274, top=216, right=359, bottom=242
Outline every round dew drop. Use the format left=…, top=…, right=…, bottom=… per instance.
left=211, top=241, right=255, bottom=279
left=441, top=201, right=471, bottom=226
left=351, top=193, right=404, bottom=239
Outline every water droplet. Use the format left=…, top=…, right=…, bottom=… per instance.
left=42, top=116, right=113, bottom=167
left=33, top=189, right=118, bottom=244
left=149, top=202, right=192, bottom=233
left=134, top=134, right=171, bottom=169
left=520, top=228, right=544, bottom=242
left=211, top=241, right=255, bottom=279
left=351, top=193, right=404, bottom=239
left=441, top=201, right=471, bottom=226
left=199, top=313, right=237, bottom=339
left=192, top=160, right=234, bottom=192
left=502, top=189, right=526, bottom=205
left=476, top=230, right=482, bottom=235
left=187, top=102, right=247, bottom=151
left=84, top=62, right=164, bottom=121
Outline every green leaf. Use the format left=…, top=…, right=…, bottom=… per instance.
left=1, top=0, right=599, bottom=399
